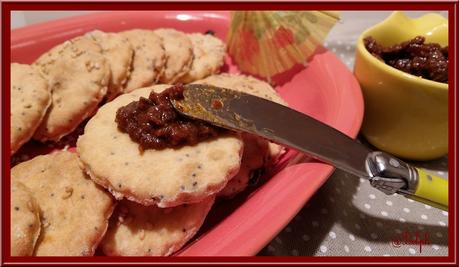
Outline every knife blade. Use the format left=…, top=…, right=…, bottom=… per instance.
left=172, top=84, right=371, bottom=178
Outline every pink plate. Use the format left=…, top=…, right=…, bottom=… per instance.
left=11, top=11, right=364, bottom=256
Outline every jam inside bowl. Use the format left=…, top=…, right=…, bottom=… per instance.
left=354, top=11, right=448, bottom=160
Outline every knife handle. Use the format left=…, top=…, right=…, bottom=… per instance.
left=407, top=168, right=448, bottom=211
left=366, top=151, right=448, bottom=211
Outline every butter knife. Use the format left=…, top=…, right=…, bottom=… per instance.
left=172, top=84, right=448, bottom=211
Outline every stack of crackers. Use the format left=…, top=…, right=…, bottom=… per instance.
left=10, top=28, right=287, bottom=256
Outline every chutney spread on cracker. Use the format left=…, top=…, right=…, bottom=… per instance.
left=116, top=84, right=223, bottom=151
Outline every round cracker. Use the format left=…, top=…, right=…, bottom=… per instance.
left=77, top=85, right=243, bottom=207
left=193, top=73, right=287, bottom=162
left=101, top=196, right=214, bottom=256
left=11, top=151, right=115, bottom=256
left=33, top=36, right=111, bottom=142
left=86, top=30, right=134, bottom=100
left=11, top=181, right=41, bottom=256
left=218, top=134, right=269, bottom=198
left=178, top=33, right=226, bottom=83
left=10, top=63, right=51, bottom=155
left=120, top=30, right=166, bottom=93
left=154, top=28, right=193, bottom=84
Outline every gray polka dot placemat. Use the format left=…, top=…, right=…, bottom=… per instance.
left=258, top=11, right=449, bottom=256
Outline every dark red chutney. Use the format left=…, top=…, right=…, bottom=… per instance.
left=364, top=36, right=448, bottom=83
left=115, top=84, right=222, bottom=151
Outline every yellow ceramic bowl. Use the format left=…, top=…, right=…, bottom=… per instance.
left=354, top=11, right=448, bottom=160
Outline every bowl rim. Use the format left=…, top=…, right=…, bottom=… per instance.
left=356, top=19, right=448, bottom=91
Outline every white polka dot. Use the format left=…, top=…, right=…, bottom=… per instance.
left=395, top=229, right=402, bottom=234
left=386, top=200, right=393, bottom=206
left=383, top=254, right=391, bottom=256
left=345, top=45, right=351, bottom=50
left=418, top=225, right=424, bottom=230
left=329, top=196, right=335, bottom=203
left=312, top=221, right=319, bottom=227
left=355, top=224, right=361, bottom=230
left=344, top=245, right=350, bottom=253
left=356, top=186, right=361, bottom=191
left=302, top=234, right=310, bottom=241
left=285, top=227, right=292, bottom=233
left=421, top=214, right=428, bottom=220
left=349, top=234, right=355, bottom=241
left=376, top=222, right=383, bottom=228
left=291, top=249, right=299, bottom=256
left=438, top=171, right=445, bottom=176
left=403, top=208, right=410, bottom=213
left=352, top=195, right=357, bottom=199
left=438, top=221, right=446, bottom=226
left=268, top=245, right=275, bottom=252
left=329, top=231, right=337, bottom=239
left=369, top=194, right=376, bottom=199
left=364, top=203, right=371, bottom=209
left=442, top=211, right=448, bottom=216
left=275, top=237, right=283, bottom=244
left=432, top=245, right=440, bottom=250
left=342, top=210, right=348, bottom=216
left=337, top=40, right=343, bottom=45
left=436, top=232, right=443, bottom=238
left=320, top=245, right=328, bottom=253
left=321, top=208, right=328, bottom=214
left=370, top=233, right=378, bottom=239
left=381, top=211, right=389, bottom=216
left=409, top=248, right=416, bottom=254
left=324, top=42, right=329, bottom=47
left=359, top=213, right=366, bottom=219
left=340, top=179, right=345, bottom=186
left=364, top=246, right=372, bottom=252
left=408, top=199, right=414, bottom=203
left=424, top=205, right=432, bottom=209
left=359, top=178, right=366, bottom=183
left=335, top=187, right=341, bottom=193
left=399, top=218, right=406, bottom=223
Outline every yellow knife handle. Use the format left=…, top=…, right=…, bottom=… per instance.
left=407, top=168, right=448, bottom=211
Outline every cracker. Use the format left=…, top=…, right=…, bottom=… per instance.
left=11, top=151, right=115, bottom=256
left=10, top=63, right=51, bottom=155
left=101, top=196, right=214, bottom=256
left=193, top=73, right=287, bottom=162
left=120, top=30, right=166, bottom=93
left=178, top=33, right=226, bottom=83
left=154, top=28, right=193, bottom=84
left=218, top=134, right=269, bottom=198
left=11, top=181, right=41, bottom=256
left=77, top=85, right=243, bottom=207
left=33, top=36, right=110, bottom=142
left=86, top=30, right=134, bottom=100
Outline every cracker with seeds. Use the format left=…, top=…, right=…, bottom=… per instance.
left=33, top=36, right=110, bottom=142
left=77, top=85, right=243, bottom=208
left=178, top=33, right=226, bottom=83
left=10, top=63, right=51, bottom=155
left=86, top=30, right=134, bottom=100
left=154, top=28, right=193, bottom=84
left=193, top=73, right=287, bottom=163
left=11, top=151, right=115, bottom=256
left=101, top=196, right=214, bottom=256
left=120, top=30, right=166, bottom=93
left=11, top=181, right=41, bottom=256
